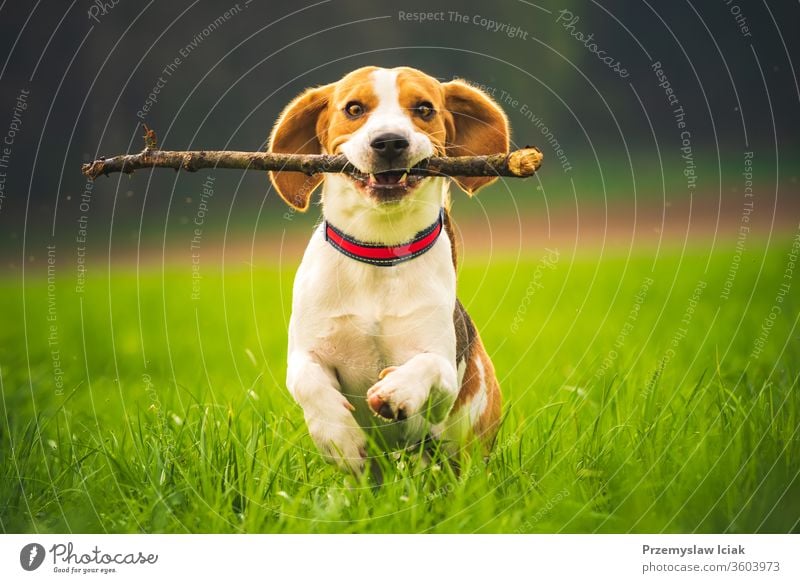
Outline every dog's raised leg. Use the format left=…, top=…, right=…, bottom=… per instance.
left=366, top=353, right=458, bottom=425
left=287, top=351, right=367, bottom=474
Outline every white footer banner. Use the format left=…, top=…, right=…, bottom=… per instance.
left=1, top=534, right=797, bottom=582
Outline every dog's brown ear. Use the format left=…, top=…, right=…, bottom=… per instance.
left=442, top=79, right=510, bottom=195
left=268, top=84, right=334, bottom=211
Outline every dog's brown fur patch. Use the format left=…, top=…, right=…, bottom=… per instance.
left=452, top=301, right=501, bottom=444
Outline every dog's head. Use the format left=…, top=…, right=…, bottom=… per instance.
left=268, top=66, right=509, bottom=211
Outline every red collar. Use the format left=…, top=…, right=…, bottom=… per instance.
left=324, top=209, right=444, bottom=267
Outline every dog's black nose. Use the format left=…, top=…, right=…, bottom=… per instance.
left=370, top=133, right=409, bottom=159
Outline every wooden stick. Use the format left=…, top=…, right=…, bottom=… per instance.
left=81, top=147, right=543, bottom=180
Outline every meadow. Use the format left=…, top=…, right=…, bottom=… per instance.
left=1, top=234, right=798, bottom=533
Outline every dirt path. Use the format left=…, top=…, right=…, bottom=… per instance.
left=172, top=192, right=800, bottom=267
left=9, top=193, right=796, bottom=274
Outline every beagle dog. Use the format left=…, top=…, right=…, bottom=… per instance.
left=268, top=66, right=508, bottom=474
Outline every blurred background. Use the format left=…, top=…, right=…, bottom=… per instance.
left=0, top=0, right=797, bottom=267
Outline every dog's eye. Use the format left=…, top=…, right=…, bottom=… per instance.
left=344, top=101, right=365, bottom=119
left=414, top=101, right=435, bottom=120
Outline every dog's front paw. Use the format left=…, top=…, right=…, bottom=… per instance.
left=306, top=411, right=367, bottom=475
left=366, top=365, right=429, bottom=422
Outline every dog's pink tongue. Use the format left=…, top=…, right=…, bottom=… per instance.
left=376, top=172, right=400, bottom=185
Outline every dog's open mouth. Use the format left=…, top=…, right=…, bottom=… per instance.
left=348, top=169, right=424, bottom=197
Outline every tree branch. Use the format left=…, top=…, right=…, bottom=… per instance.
left=81, top=147, right=543, bottom=180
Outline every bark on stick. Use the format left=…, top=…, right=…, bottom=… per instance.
left=81, top=147, right=543, bottom=180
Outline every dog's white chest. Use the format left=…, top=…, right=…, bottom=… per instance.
left=288, top=227, right=456, bottom=434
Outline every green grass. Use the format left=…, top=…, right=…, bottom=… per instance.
left=1, top=236, right=798, bottom=533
